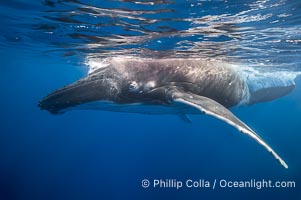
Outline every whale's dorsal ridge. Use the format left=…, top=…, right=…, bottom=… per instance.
left=168, top=88, right=288, bottom=169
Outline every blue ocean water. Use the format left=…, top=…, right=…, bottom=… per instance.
left=0, top=0, right=301, bottom=199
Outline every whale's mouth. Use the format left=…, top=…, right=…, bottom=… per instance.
left=39, top=99, right=63, bottom=114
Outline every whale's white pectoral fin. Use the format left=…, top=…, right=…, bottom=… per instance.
left=169, top=89, right=288, bottom=169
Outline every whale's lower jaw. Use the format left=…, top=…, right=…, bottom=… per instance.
left=58, top=100, right=201, bottom=115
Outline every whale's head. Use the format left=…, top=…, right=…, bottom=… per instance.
left=39, top=65, right=167, bottom=114
left=39, top=67, right=129, bottom=114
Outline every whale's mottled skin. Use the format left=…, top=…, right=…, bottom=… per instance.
left=39, top=58, right=295, bottom=169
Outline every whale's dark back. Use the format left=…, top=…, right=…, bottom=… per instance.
left=110, top=58, right=249, bottom=108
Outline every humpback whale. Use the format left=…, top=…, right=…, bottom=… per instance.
left=39, top=58, right=296, bottom=169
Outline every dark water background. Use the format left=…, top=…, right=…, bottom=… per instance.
left=0, top=0, right=301, bottom=199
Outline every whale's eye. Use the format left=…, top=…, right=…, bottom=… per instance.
left=128, top=81, right=139, bottom=92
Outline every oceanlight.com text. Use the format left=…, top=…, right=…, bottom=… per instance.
left=141, top=179, right=296, bottom=190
